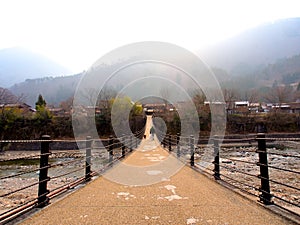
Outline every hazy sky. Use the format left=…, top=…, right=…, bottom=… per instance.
left=0, top=0, right=299, bottom=73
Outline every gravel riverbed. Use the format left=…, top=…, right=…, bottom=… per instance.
left=195, top=145, right=300, bottom=214
left=0, top=150, right=109, bottom=213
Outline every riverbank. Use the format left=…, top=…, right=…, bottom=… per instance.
left=0, top=150, right=84, bottom=161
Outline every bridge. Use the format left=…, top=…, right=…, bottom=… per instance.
left=0, top=116, right=299, bottom=224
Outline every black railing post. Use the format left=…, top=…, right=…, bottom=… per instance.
left=122, top=135, right=126, bottom=158
left=130, top=135, right=133, bottom=152
left=135, top=134, right=138, bottom=148
left=85, top=136, right=92, bottom=181
left=176, top=133, right=180, bottom=158
left=168, top=134, right=172, bottom=152
left=213, top=135, right=220, bottom=180
left=257, top=133, right=272, bottom=204
left=190, top=135, right=194, bottom=166
left=37, top=135, right=50, bottom=208
left=109, top=135, right=114, bottom=163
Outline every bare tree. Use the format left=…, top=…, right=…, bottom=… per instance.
left=241, top=89, right=260, bottom=113
left=80, top=88, right=98, bottom=106
left=0, top=88, right=15, bottom=104
left=0, top=88, right=26, bottom=115
left=264, top=86, right=293, bottom=105
left=0, top=88, right=26, bottom=146
left=159, top=87, right=171, bottom=112
left=191, top=89, right=206, bottom=113
left=293, top=82, right=300, bottom=101
left=60, top=96, right=74, bottom=112
left=97, top=87, right=117, bottom=110
left=223, top=88, right=239, bottom=114
left=243, top=90, right=259, bottom=104
left=160, top=87, right=170, bottom=101
left=80, top=87, right=117, bottom=107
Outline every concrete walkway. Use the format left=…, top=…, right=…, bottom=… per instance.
left=21, top=116, right=290, bottom=225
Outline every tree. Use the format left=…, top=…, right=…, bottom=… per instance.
left=97, top=87, right=117, bottom=112
left=264, top=85, right=293, bottom=105
left=0, top=88, right=26, bottom=149
left=131, top=102, right=143, bottom=116
left=35, top=94, right=46, bottom=110
left=110, top=96, right=137, bottom=135
left=242, top=89, right=260, bottom=113
left=192, top=89, right=206, bottom=113
left=223, top=88, right=239, bottom=114
left=160, top=87, right=171, bottom=113
left=60, top=97, right=73, bottom=112
left=294, top=82, right=300, bottom=101
left=243, top=89, right=259, bottom=104
left=0, top=88, right=16, bottom=104
left=34, top=94, right=52, bottom=135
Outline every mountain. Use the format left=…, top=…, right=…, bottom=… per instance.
left=0, top=47, right=72, bottom=87
left=260, top=54, right=300, bottom=85
left=220, top=54, right=300, bottom=90
left=7, top=18, right=300, bottom=106
left=201, top=18, right=300, bottom=76
left=9, top=54, right=300, bottom=107
left=10, top=74, right=82, bottom=107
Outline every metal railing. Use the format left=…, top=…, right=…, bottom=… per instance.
left=155, top=129, right=300, bottom=217
left=0, top=127, right=145, bottom=224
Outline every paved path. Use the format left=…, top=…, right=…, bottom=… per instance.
left=22, top=116, right=290, bottom=225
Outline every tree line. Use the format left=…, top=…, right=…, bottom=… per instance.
left=0, top=92, right=146, bottom=146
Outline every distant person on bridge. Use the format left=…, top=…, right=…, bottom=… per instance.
left=150, top=126, right=155, bottom=140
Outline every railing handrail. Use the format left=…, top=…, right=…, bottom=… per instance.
left=1, top=131, right=299, bottom=223
left=0, top=130, right=145, bottom=224
left=157, top=132, right=300, bottom=217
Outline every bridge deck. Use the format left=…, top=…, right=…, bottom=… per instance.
left=22, top=117, right=289, bottom=225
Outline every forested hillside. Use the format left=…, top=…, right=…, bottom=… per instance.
left=10, top=74, right=82, bottom=106
left=202, top=18, right=300, bottom=75
left=8, top=53, right=300, bottom=107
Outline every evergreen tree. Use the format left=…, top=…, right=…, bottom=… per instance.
left=35, top=94, right=51, bottom=119
left=35, top=94, right=46, bottom=110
